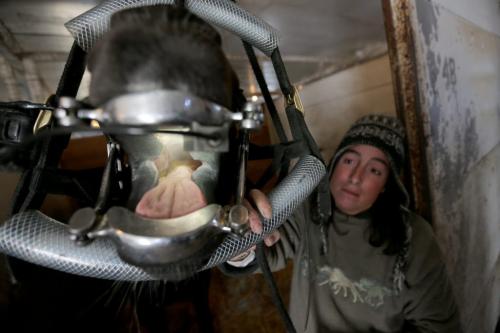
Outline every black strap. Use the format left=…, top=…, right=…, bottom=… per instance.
left=55, top=42, right=87, bottom=98
left=272, top=47, right=331, bottom=224
left=242, top=41, right=292, bottom=184
left=217, top=244, right=298, bottom=333
left=11, top=42, right=87, bottom=214
left=242, top=42, right=288, bottom=144
left=0, top=107, right=39, bottom=170
left=311, top=175, right=332, bottom=225
left=248, top=141, right=304, bottom=160
left=271, top=49, right=293, bottom=98
left=37, top=168, right=103, bottom=206
left=256, top=243, right=297, bottom=333
left=248, top=141, right=306, bottom=188
left=283, top=104, right=331, bottom=223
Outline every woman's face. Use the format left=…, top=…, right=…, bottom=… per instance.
left=330, top=144, right=390, bottom=215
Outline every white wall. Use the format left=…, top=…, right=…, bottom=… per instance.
left=409, top=0, right=500, bottom=331
left=283, top=55, right=397, bottom=162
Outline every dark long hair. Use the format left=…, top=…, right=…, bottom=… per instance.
left=366, top=174, right=407, bottom=255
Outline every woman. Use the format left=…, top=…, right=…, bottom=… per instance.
left=228, top=114, right=461, bottom=332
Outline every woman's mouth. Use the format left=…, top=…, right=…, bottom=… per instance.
left=341, top=188, right=360, bottom=198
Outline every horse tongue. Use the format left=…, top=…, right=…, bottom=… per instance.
left=135, top=166, right=207, bottom=219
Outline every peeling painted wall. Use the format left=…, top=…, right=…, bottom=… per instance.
left=409, top=0, right=500, bottom=331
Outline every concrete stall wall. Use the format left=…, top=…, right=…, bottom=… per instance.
left=409, top=0, right=500, bottom=331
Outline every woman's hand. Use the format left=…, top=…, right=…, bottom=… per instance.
left=245, top=189, right=280, bottom=247
left=228, top=189, right=280, bottom=264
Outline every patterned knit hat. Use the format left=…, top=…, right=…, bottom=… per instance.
left=328, top=114, right=412, bottom=294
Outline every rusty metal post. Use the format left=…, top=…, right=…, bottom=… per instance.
left=381, top=0, right=432, bottom=220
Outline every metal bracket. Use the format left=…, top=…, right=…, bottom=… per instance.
left=285, top=86, right=304, bottom=114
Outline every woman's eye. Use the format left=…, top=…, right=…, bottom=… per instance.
left=370, top=168, right=382, bottom=176
left=343, top=158, right=353, bottom=165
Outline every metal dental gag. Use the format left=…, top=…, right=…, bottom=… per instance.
left=0, top=0, right=327, bottom=283
left=53, top=88, right=264, bottom=269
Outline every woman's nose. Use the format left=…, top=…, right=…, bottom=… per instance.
left=348, top=166, right=362, bottom=185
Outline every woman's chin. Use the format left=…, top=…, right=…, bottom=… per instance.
left=335, top=200, right=364, bottom=216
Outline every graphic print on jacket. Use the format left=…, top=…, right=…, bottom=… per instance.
left=316, top=266, right=393, bottom=308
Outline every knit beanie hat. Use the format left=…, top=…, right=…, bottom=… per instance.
left=328, top=114, right=412, bottom=294
left=328, top=114, right=409, bottom=207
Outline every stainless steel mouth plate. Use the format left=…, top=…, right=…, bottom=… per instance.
left=77, top=204, right=231, bottom=266
left=0, top=155, right=326, bottom=280
left=68, top=199, right=256, bottom=268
